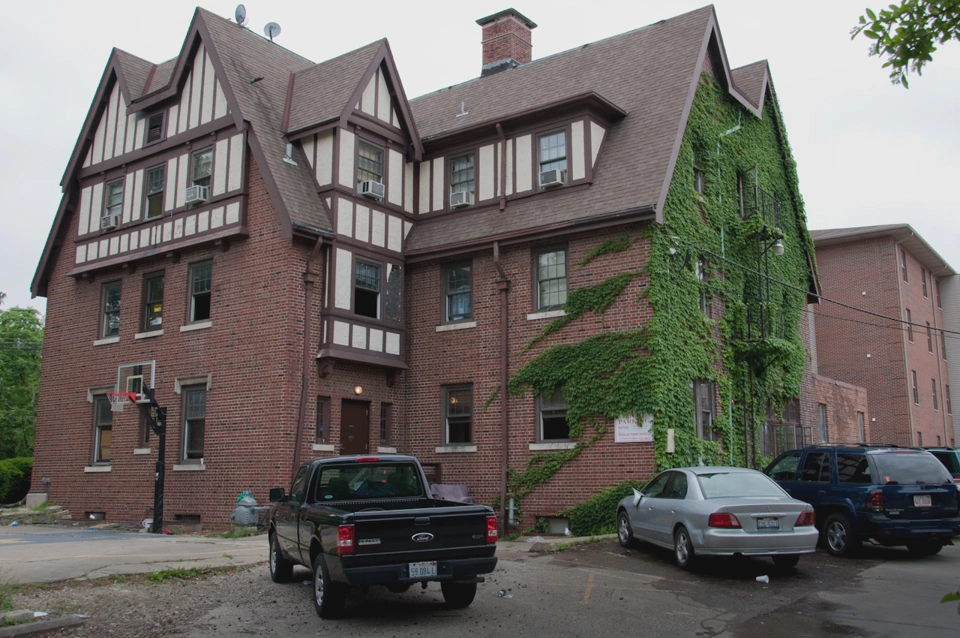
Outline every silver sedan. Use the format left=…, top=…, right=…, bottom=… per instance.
left=616, top=466, right=818, bottom=570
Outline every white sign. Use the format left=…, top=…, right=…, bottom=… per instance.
left=615, top=414, right=653, bottom=443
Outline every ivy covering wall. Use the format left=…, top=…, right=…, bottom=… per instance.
left=507, top=73, right=816, bottom=508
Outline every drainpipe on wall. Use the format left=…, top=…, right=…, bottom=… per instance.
left=494, top=241, right=510, bottom=531
left=294, top=236, right=326, bottom=481
left=895, top=241, right=916, bottom=446
left=931, top=275, right=950, bottom=445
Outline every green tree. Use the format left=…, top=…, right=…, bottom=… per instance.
left=0, top=296, right=43, bottom=458
left=852, top=1, right=960, bottom=87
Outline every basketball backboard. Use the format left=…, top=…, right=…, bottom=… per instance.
left=117, top=361, right=156, bottom=401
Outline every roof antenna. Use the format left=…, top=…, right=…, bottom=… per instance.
left=264, top=22, right=282, bottom=42
left=234, top=4, right=247, bottom=26
left=455, top=101, right=469, bottom=118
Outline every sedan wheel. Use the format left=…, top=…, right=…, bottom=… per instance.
left=617, top=511, right=634, bottom=548
left=772, top=554, right=800, bottom=569
left=674, top=526, right=696, bottom=570
left=823, top=513, right=860, bottom=557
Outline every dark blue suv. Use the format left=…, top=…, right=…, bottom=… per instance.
left=764, top=445, right=960, bottom=556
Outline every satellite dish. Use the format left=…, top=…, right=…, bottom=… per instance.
left=234, top=4, right=246, bottom=26
left=264, top=22, right=281, bottom=41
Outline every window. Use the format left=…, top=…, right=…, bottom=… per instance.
left=800, top=452, right=830, bottom=482
left=450, top=154, right=475, bottom=196
left=693, top=159, right=705, bottom=194
left=927, top=323, right=934, bottom=352
left=694, top=380, right=715, bottom=440
left=906, top=309, right=913, bottom=342
left=932, top=379, right=939, bottom=411
left=818, top=403, right=827, bottom=442
left=443, top=385, right=472, bottom=444
left=937, top=435, right=942, bottom=446
left=182, top=386, right=206, bottom=462
left=104, top=179, right=124, bottom=220
left=837, top=454, right=871, bottom=483
left=911, top=370, right=919, bottom=404
left=901, top=249, right=908, bottom=282
left=143, top=273, right=164, bottom=330
left=145, top=165, right=165, bottom=220
left=942, top=331, right=948, bottom=360
left=188, top=261, right=212, bottom=322
left=289, top=466, right=308, bottom=505
left=538, top=387, right=569, bottom=441
left=443, top=262, right=472, bottom=322
left=922, top=269, right=928, bottom=297
left=358, top=141, right=384, bottom=185
left=936, top=280, right=942, bottom=308
left=538, top=131, right=567, bottom=177
left=93, top=395, right=112, bottom=464
left=662, top=472, right=688, bottom=499
left=380, top=403, right=392, bottom=445
left=947, top=385, right=952, bottom=414
left=642, top=472, right=671, bottom=498
left=857, top=411, right=865, bottom=443
left=918, top=431, right=923, bottom=446
left=767, top=452, right=800, bottom=481
left=535, top=247, right=567, bottom=310
left=191, top=149, right=213, bottom=188
left=316, top=396, right=330, bottom=443
left=101, top=281, right=121, bottom=338
left=145, top=112, right=164, bottom=145
left=354, top=260, right=381, bottom=319
left=696, top=260, right=711, bottom=317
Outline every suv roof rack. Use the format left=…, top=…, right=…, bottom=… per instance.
left=804, top=442, right=903, bottom=448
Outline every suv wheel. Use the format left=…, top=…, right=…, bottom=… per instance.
left=823, top=513, right=860, bottom=557
left=906, top=540, right=943, bottom=556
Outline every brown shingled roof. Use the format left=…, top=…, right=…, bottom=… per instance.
left=731, top=60, right=768, bottom=109
left=113, top=49, right=154, bottom=101
left=405, top=5, right=714, bottom=254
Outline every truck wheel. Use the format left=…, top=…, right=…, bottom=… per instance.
left=313, top=554, right=347, bottom=619
left=269, top=532, right=293, bottom=583
left=823, top=513, right=861, bottom=557
left=441, top=581, right=478, bottom=608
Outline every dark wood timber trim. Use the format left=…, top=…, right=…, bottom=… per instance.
left=281, top=73, right=295, bottom=132
left=317, top=348, right=408, bottom=370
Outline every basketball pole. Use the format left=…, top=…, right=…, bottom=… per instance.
left=139, top=388, right=166, bottom=534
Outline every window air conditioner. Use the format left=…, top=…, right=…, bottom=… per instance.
left=185, top=185, right=210, bottom=204
left=449, top=191, right=474, bottom=209
left=359, top=180, right=385, bottom=200
left=100, top=214, right=120, bottom=231
left=539, top=169, right=567, bottom=188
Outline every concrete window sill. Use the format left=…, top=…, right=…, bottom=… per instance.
left=93, top=336, right=120, bottom=346
left=180, top=320, right=213, bottom=333
left=435, top=445, right=478, bottom=453
left=529, top=442, right=577, bottom=451
left=435, top=321, right=477, bottom=332
left=84, top=465, right=112, bottom=473
left=173, top=463, right=206, bottom=471
left=133, top=448, right=152, bottom=455
left=312, top=444, right=335, bottom=452
left=526, top=309, right=566, bottom=321
left=134, top=329, right=164, bottom=340
left=377, top=446, right=398, bottom=453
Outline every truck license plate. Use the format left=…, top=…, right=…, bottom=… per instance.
left=914, top=495, right=932, bottom=507
left=757, top=517, right=780, bottom=530
left=409, top=561, right=437, bottom=578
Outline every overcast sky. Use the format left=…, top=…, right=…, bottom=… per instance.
left=2, top=0, right=958, bottom=315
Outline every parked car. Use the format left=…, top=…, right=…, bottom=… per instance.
left=267, top=455, right=498, bottom=618
left=616, top=467, right=818, bottom=570
left=764, top=444, right=960, bottom=557
left=923, top=447, right=960, bottom=484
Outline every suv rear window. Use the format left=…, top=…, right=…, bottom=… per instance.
left=870, top=452, right=953, bottom=485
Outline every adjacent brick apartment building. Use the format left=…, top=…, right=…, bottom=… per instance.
left=812, top=225, right=955, bottom=447
left=30, top=6, right=824, bottom=529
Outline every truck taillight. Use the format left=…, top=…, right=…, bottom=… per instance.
left=486, top=516, right=498, bottom=543
left=867, top=489, right=884, bottom=512
left=338, top=524, right=355, bottom=555
left=707, top=513, right=741, bottom=528
left=796, top=510, right=816, bottom=526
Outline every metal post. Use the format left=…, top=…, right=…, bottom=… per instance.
left=139, top=388, right=166, bottom=534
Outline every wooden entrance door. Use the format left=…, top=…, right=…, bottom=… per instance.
left=340, top=400, right=370, bottom=455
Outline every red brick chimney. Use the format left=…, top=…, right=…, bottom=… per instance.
left=476, top=9, right=537, bottom=77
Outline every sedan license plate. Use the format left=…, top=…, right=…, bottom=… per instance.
left=914, top=495, right=932, bottom=507
left=409, top=561, right=437, bottom=578
left=757, top=517, right=780, bottom=531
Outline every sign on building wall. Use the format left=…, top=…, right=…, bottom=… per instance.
left=615, top=414, right=653, bottom=443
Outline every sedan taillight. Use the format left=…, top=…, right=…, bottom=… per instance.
left=795, top=510, right=816, bottom=526
left=708, top=512, right=741, bottom=528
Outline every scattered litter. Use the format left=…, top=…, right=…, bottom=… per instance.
left=303, top=580, right=313, bottom=586
left=162, top=529, right=173, bottom=535
left=10, top=521, right=17, bottom=526
left=525, top=536, right=545, bottom=543
left=564, top=528, right=571, bottom=537
left=756, top=575, right=770, bottom=584
left=33, top=611, right=49, bottom=618
left=497, top=589, right=513, bottom=598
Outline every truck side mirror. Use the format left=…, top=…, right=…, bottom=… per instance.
left=269, top=487, right=286, bottom=502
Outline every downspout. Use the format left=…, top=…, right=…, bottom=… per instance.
left=931, top=276, right=949, bottom=445
left=494, top=241, right=510, bottom=531
left=294, top=236, right=326, bottom=480
left=496, top=123, right=507, bottom=211
left=895, top=242, right=915, bottom=446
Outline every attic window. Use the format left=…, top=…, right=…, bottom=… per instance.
left=145, top=112, right=164, bottom=145
left=694, top=159, right=705, bottom=194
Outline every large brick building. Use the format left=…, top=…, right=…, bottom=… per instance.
left=811, top=225, right=955, bottom=447
left=31, top=6, right=826, bottom=530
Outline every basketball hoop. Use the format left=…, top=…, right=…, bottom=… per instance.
left=106, top=391, right=138, bottom=412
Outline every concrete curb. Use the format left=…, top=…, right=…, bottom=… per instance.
left=0, top=615, right=85, bottom=637
left=498, top=533, right=617, bottom=553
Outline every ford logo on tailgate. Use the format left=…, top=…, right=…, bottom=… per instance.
left=412, top=532, right=434, bottom=543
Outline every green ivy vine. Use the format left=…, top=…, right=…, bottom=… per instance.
left=505, top=72, right=817, bottom=516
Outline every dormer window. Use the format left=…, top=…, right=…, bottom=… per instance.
left=358, top=142, right=384, bottom=185
left=191, top=149, right=213, bottom=188
left=104, top=179, right=124, bottom=219
left=145, top=112, right=164, bottom=145
left=538, top=132, right=567, bottom=188
left=449, top=154, right=475, bottom=208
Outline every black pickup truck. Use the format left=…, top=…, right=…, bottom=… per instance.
left=267, top=454, right=498, bottom=618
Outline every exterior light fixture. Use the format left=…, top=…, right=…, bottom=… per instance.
left=354, top=386, right=363, bottom=395
left=772, top=239, right=785, bottom=256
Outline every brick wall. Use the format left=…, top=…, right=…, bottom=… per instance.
left=480, top=15, right=533, bottom=66
left=812, top=374, right=869, bottom=443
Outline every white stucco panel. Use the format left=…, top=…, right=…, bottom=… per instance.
left=316, top=130, right=333, bottom=186
left=571, top=120, right=585, bottom=181
left=119, top=233, right=129, bottom=253
left=185, top=215, right=196, bottom=236
left=352, top=325, right=368, bottom=350
left=122, top=172, right=136, bottom=224
left=198, top=210, right=210, bottom=233
left=479, top=144, right=495, bottom=202
left=432, top=157, right=445, bottom=212
left=360, top=75, right=376, bottom=116
left=131, top=169, right=144, bottom=222
left=418, top=161, right=431, bottom=214
left=404, top=162, right=414, bottom=213
left=371, top=211, right=386, bottom=247
left=339, top=129, right=356, bottom=188
left=214, top=81, right=228, bottom=120
left=333, top=321, right=350, bottom=346
left=213, top=138, right=229, bottom=197
left=385, top=332, right=400, bottom=356
left=75, top=245, right=86, bottom=264
left=90, top=183, right=103, bottom=230
left=355, top=205, right=370, bottom=243
left=387, top=215, right=402, bottom=252
left=228, top=134, right=244, bottom=192
left=591, top=121, right=605, bottom=168
left=337, top=199, right=354, bottom=238
left=377, top=69, right=391, bottom=123
left=78, top=186, right=92, bottom=236
left=369, top=328, right=384, bottom=352
left=200, top=52, right=215, bottom=125
left=164, top=157, right=177, bottom=212
left=211, top=206, right=224, bottom=229
left=335, top=248, right=353, bottom=310
left=388, top=149, right=403, bottom=207
left=225, top=202, right=240, bottom=225
left=515, top=135, right=532, bottom=192
left=175, top=153, right=189, bottom=209
left=301, top=135, right=315, bottom=170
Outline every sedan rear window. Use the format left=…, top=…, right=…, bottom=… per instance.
left=871, top=452, right=954, bottom=484
left=697, top=472, right=786, bottom=499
